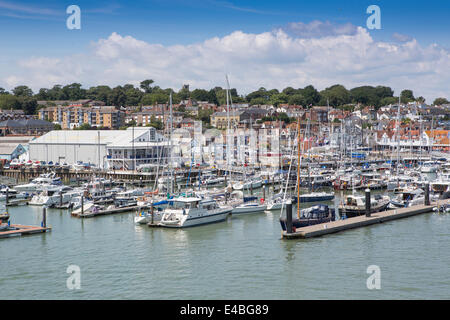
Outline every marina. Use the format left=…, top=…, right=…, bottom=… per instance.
left=0, top=116, right=449, bottom=299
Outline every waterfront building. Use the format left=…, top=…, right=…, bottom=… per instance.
left=0, top=143, right=27, bottom=161
left=29, top=127, right=169, bottom=170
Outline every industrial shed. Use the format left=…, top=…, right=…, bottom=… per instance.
left=29, top=127, right=169, bottom=169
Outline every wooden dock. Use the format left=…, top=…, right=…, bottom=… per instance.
left=282, top=200, right=448, bottom=239
left=0, top=224, right=51, bottom=239
left=71, top=205, right=149, bottom=218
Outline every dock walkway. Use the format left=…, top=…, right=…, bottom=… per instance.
left=282, top=200, right=449, bottom=239
left=0, top=224, right=51, bottom=239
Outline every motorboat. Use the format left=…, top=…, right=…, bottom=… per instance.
left=14, top=172, right=62, bottom=192
left=420, top=161, right=438, bottom=173
left=232, top=177, right=263, bottom=190
left=339, top=194, right=390, bottom=218
left=0, top=186, right=31, bottom=202
left=71, top=201, right=102, bottom=216
left=159, top=197, right=232, bottom=228
left=114, top=197, right=138, bottom=208
left=390, top=187, right=439, bottom=208
left=29, top=186, right=81, bottom=206
left=231, top=196, right=267, bottom=214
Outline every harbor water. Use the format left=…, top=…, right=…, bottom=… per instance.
left=0, top=188, right=449, bottom=300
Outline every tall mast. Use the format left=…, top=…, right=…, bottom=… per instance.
left=169, top=92, right=173, bottom=194
left=396, top=95, right=401, bottom=187
left=225, top=75, right=231, bottom=176
left=297, top=117, right=301, bottom=219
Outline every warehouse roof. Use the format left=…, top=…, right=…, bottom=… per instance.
left=29, top=127, right=166, bottom=147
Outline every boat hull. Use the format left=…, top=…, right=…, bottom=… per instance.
left=279, top=214, right=335, bottom=230
left=232, top=204, right=267, bottom=214
left=159, top=210, right=231, bottom=228
left=338, top=202, right=390, bottom=218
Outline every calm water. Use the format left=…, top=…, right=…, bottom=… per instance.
left=0, top=188, right=449, bottom=300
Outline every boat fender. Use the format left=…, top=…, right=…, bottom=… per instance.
left=260, top=198, right=264, bottom=204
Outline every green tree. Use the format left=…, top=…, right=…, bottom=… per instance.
left=415, top=96, right=426, bottom=104
left=433, top=97, right=449, bottom=105
left=301, top=85, right=320, bottom=106
left=12, top=85, right=33, bottom=97
left=319, top=84, right=350, bottom=107
left=191, top=89, right=211, bottom=102
left=374, top=86, right=394, bottom=99
left=269, top=93, right=288, bottom=107
left=0, top=94, right=20, bottom=109
left=196, top=109, right=214, bottom=124
left=288, top=94, right=305, bottom=106
left=47, top=85, right=66, bottom=100
left=124, top=86, right=143, bottom=106
left=400, top=89, right=415, bottom=103
left=86, top=85, right=112, bottom=103
left=62, top=83, right=85, bottom=100
left=18, top=97, right=38, bottom=114
left=108, top=86, right=127, bottom=106
left=380, top=96, right=398, bottom=106
left=249, top=97, right=267, bottom=106
left=140, top=79, right=154, bottom=93
left=350, top=86, right=378, bottom=106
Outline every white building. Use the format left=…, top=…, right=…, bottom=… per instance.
left=29, top=127, right=169, bottom=170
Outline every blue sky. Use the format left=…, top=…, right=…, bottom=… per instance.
left=1, top=0, right=449, bottom=56
left=0, top=0, right=449, bottom=101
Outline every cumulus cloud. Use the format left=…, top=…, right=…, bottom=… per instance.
left=1, top=24, right=449, bottom=102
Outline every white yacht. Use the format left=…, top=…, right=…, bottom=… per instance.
left=231, top=196, right=267, bottom=214
left=389, top=188, right=437, bottom=208
left=420, top=161, right=438, bottom=173
left=14, top=173, right=62, bottom=193
left=29, top=186, right=83, bottom=207
left=159, top=197, right=232, bottom=228
left=0, top=186, right=30, bottom=202
left=71, top=201, right=102, bottom=216
left=232, top=177, right=263, bottom=190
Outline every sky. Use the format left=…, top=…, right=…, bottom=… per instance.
left=0, top=0, right=449, bottom=102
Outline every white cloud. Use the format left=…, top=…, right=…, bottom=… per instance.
left=1, top=25, right=449, bottom=102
